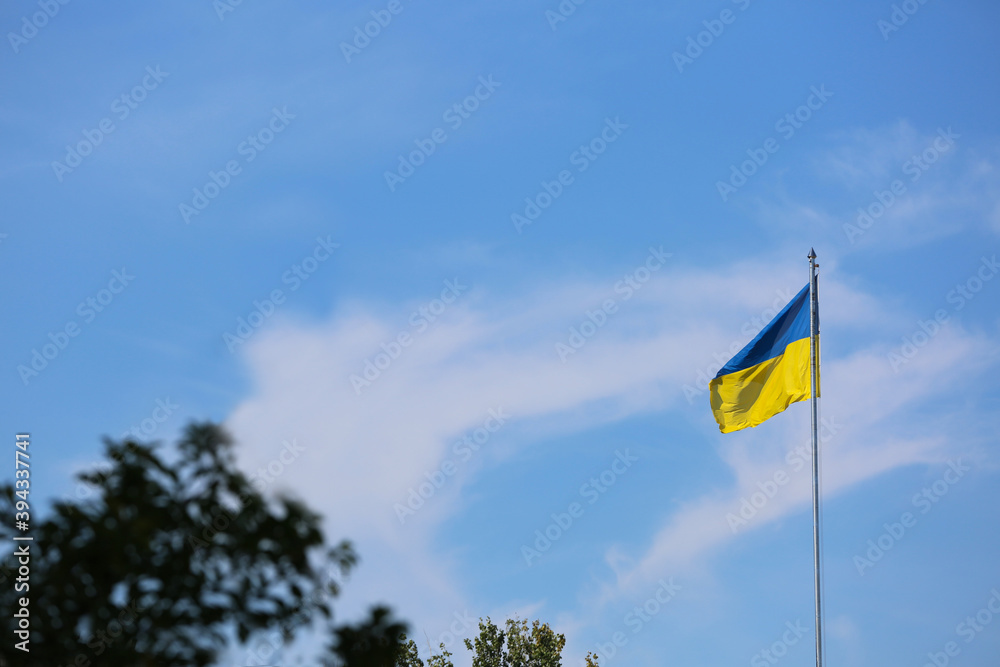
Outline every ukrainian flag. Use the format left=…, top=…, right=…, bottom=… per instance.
left=710, top=283, right=816, bottom=433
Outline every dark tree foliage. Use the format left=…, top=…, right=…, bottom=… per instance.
left=397, top=615, right=577, bottom=667
left=329, top=605, right=408, bottom=666
left=464, top=617, right=505, bottom=667
left=502, top=617, right=566, bottom=667
left=396, top=637, right=453, bottom=667
left=0, top=422, right=406, bottom=666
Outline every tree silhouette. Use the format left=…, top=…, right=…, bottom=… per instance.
left=0, top=422, right=406, bottom=666
left=397, top=615, right=585, bottom=667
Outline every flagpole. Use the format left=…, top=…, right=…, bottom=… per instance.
left=808, top=248, right=824, bottom=667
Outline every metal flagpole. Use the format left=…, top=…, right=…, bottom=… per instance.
left=808, top=248, right=824, bottom=667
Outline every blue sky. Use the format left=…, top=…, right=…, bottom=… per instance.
left=3, top=0, right=1000, bottom=665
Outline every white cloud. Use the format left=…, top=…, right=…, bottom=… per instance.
left=592, top=323, right=993, bottom=605
left=224, top=256, right=995, bottom=660
left=758, top=122, right=1000, bottom=248
left=828, top=615, right=864, bottom=667
left=815, top=120, right=928, bottom=188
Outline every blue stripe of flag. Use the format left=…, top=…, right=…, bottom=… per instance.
left=714, top=283, right=811, bottom=378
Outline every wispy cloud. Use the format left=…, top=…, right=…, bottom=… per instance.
left=223, top=254, right=994, bottom=651
left=602, top=325, right=992, bottom=600
left=754, top=122, right=1000, bottom=249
